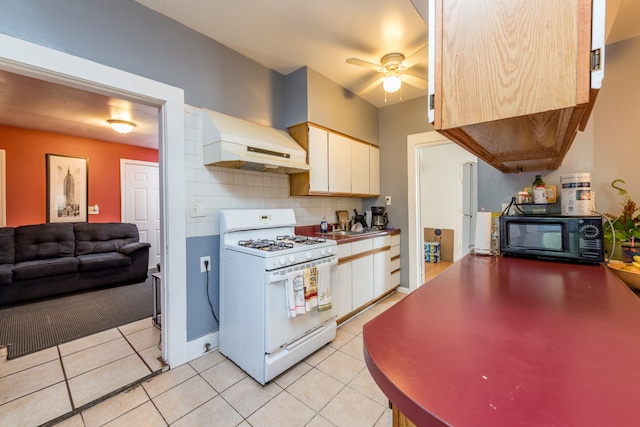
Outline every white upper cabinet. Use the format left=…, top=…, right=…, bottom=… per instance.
left=351, top=141, right=370, bottom=196
left=369, top=146, right=380, bottom=196
left=288, top=123, right=380, bottom=197
left=307, top=125, right=329, bottom=193
left=328, top=132, right=352, bottom=195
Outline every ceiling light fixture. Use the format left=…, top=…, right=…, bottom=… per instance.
left=383, top=73, right=402, bottom=93
left=107, top=119, right=136, bottom=134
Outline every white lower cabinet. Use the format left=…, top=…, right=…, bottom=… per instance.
left=336, top=243, right=353, bottom=319
left=373, top=236, right=391, bottom=296
left=336, top=233, right=398, bottom=320
left=351, top=239, right=374, bottom=309
left=390, top=234, right=401, bottom=287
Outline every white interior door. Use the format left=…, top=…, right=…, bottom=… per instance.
left=121, top=159, right=160, bottom=269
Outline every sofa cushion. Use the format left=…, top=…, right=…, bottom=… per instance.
left=74, top=223, right=140, bottom=256
left=0, top=227, right=15, bottom=265
left=77, top=253, right=132, bottom=272
left=15, top=223, right=75, bottom=263
left=13, top=257, right=79, bottom=281
left=0, top=264, right=13, bottom=286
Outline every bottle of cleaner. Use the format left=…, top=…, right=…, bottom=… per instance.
left=320, top=217, right=328, bottom=233
left=532, top=175, right=548, bottom=204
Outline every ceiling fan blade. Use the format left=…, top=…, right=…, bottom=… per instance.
left=346, top=58, right=384, bottom=72
left=401, top=44, right=428, bottom=69
left=357, top=76, right=385, bottom=95
left=402, top=73, right=429, bottom=90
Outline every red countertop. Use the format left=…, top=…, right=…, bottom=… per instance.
left=363, top=254, right=640, bottom=427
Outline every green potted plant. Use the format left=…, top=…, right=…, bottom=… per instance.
left=604, top=179, right=640, bottom=262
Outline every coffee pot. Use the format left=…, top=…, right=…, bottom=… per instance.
left=371, top=206, right=388, bottom=229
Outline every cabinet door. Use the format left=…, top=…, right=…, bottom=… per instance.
left=437, top=0, right=586, bottom=129
left=336, top=261, right=352, bottom=319
left=369, top=146, right=380, bottom=196
left=352, top=255, right=374, bottom=309
left=373, top=249, right=391, bottom=297
left=308, top=125, right=329, bottom=193
left=328, top=133, right=351, bottom=194
left=351, top=141, right=369, bottom=195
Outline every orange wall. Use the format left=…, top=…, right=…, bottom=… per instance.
left=0, top=125, right=158, bottom=227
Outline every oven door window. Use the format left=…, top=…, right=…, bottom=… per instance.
left=508, top=222, right=563, bottom=251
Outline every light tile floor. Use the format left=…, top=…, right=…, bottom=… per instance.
left=0, top=291, right=407, bottom=427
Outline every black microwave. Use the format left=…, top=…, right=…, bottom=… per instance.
left=499, top=215, right=604, bottom=264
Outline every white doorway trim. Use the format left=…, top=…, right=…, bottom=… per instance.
left=407, top=131, right=477, bottom=292
left=0, top=34, right=189, bottom=367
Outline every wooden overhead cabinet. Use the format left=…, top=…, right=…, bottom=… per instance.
left=427, top=0, right=605, bottom=173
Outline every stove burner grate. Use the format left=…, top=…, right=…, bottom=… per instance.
left=276, top=235, right=327, bottom=245
left=238, top=239, right=294, bottom=251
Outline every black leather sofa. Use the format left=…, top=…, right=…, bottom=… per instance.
left=0, top=222, right=151, bottom=308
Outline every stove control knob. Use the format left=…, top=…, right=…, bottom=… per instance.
left=320, top=248, right=326, bottom=256
left=289, top=255, right=296, bottom=264
left=279, top=257, right=286, bottom=266
left=305, top=251, right=312, bottom=260
left=327, top=246, right=333, bottom=254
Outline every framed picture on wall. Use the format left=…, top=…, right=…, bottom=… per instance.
left=46, top=154, right=89, bottom=223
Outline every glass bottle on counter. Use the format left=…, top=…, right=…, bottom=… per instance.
left=532, top=175, right=548, bottom=204
left=320, top=217, right=328, bottom=233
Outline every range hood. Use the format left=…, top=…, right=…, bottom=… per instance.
left=202, top=109, right=310, bottom=174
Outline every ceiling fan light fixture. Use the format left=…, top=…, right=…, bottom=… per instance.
left=107, top=119, right=136, bottom=134
left=383, top=74, right=402, bottom=93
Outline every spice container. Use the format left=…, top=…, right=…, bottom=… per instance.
left=532, top=175, right=548, bottom=204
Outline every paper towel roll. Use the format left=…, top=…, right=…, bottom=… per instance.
left=474, top=212, right=492, bottom=255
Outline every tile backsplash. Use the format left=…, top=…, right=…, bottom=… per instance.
left=184, top=105, right=363, bottom=238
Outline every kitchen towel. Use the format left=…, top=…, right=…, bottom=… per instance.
left=286, top=269, right=307, bottom=318
left=474, top=212, right=492, bottom=255
left=317, top=262, right=332, bottom=312
left=304, top=266, right=318, bottom=311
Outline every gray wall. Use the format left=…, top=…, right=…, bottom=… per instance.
left=286, top=67, right=379, bottom=144
left=375, top=96, right=432, bottom=287
left=0, top=0, right=287, bottom=129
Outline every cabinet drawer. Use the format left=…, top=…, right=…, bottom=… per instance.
left=391, top=270, right=401, bottom=287
left=391, top=234, right=400, bottom=246
left=352, top=239, right=373, bottom=255
left=390, top=245, right=400, bottom=258
left=391, top=257, right=401, bottom=272
left=337, top=243, right=352, bottom=258
left=373, top=235, right=390, bottom=249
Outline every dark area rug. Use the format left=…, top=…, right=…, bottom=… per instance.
left=0, top=275, right=154, bottom=360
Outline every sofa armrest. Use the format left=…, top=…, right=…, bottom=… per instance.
left=119, top=242, right=151, bottom=256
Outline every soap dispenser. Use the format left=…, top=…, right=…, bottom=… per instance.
left=320, top=217, right=328, bottom=233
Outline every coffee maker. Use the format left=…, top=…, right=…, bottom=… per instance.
left=371, top=206, right=388, bottom=229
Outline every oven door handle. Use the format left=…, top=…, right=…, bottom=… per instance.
left=267, top=257, right=337, bottom=285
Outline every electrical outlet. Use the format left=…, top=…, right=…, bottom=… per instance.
left=385, top=196, right=391, bottom=206
left=200, top=256, right=211, bottom=273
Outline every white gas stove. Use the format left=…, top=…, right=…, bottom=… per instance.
left=219, top=209, right=338, bottom=384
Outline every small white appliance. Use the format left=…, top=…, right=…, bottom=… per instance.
left=219, top=208, right=338, bottom=384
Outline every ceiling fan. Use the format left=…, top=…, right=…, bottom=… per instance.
left=346, top=45, right=429, bottom=95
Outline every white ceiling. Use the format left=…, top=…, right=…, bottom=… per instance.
left=1, top=0, right=639, bottom=150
